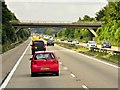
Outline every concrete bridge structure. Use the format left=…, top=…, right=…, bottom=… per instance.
left=11, top=21, right=103, bottom=37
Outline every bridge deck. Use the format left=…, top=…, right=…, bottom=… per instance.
left=11, top=22, right=102, bottom=29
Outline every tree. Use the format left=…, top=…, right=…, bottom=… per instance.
left=82, top=15, right=95, bottom=21
left=96, top=1, right=120, bottom=45
left=95, top=7, right=106, bottom=21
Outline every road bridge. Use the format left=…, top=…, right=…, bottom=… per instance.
left=11, top=21, right=102, bottom=29
left=11, top=21, right=103, bottom=37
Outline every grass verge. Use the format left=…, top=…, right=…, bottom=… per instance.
left=55, top=42, right=119, bottom=65
left=2, top=39, right=28, bottom=53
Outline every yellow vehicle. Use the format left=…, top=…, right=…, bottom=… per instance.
left=32, top=36, right=40, bottom=42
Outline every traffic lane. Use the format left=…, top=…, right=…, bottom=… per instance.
left=47, top=45, right=118, bottom=88
left=2, top=38, right=31, bottom=81
left=59, top=40, right=120, bottom=51
left=6, top=46, right=83, bottom=88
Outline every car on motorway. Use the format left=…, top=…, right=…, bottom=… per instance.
left=87, top=41, right=97, bottom=47
left=101, top=41, right=111, bottom=48
left=73, top=40, right=79, bottom=44
left=47, top=39, right=54, bottom=46
left=31, top=40, right=46, bottom=55
left=67, top=39, right=72, bottom=42
left=30, top=51, right=59, bottom=77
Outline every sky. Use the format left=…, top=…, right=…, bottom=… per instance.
left=5, top=0, right=108, bottom=22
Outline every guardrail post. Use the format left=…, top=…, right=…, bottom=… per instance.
left=89, top=47, right=94, bottom=51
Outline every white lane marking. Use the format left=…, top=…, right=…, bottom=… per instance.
left=56, top=45, right=118, bottom=69
left=59, top=62, right=62, bottom=65
left=71, top=73, right=76, bottom=78
left=59, top=70, right=61, bottom=74
left=0, top=43, right=30, bottom=89
left=64, top=67, right=68, bottom=70
left=76, top=52, right=118, bottom=69
left=82, top=85, right=89, bottom=90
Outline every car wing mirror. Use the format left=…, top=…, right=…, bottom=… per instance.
left=30, top=58, right=33, bottom=60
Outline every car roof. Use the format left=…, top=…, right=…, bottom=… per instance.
left=35, top=51, right=55, bottom=54
left=33, top=40, right=44, bottom=42
left=33, top=40, right=44, bottom=43
left=88, top=41, right=96, bottom=42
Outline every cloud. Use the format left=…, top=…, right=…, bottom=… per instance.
left=5, top=2, right=107, bottom=22
left=5, top=0, right=107, bottom=3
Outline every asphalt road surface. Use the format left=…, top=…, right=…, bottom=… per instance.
left=1, top=39, right=31, bottom=82
left=1, top=39, right=119, bottom=89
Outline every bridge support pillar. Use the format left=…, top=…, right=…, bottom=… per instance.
left=88, top=28, right=98, bottom=38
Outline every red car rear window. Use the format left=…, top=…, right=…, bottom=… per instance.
left=34, top=53, right=55, bottom=60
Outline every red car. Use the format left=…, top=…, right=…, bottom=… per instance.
left=30, top=51, right=59, bottom=77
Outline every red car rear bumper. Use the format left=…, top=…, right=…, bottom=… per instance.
left=31, top=65, right=59, bottom=73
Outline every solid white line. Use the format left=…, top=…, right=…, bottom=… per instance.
left=0, top=43, right=30, bottom=89
left=56, top=45, right=118, bottom=69
left=71, top=73, right=76, bottom=78
left=82, top=85, right=89, bottom=90
left=76, top=52, right=118, bottom=69
left=64, top=67, right=68, bottom=70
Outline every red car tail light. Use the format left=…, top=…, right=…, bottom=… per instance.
left=32, top=61, right=37, bottom=64
left=53, top=60, right=58, bottom=64
left=32, top=45, right=35, bottom=49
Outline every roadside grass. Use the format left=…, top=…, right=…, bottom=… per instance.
left=2, top=39, right=28, bottom=53
left=55, top=42, right=119, bottom=65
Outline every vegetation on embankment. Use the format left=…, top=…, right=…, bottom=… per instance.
left=55, top=42, right=119, bottom=65
left=1, top=2, right=31, bottom=53
left=96, top=2, right=120, bottom=46
left=57, top=1, right=120, bottom=47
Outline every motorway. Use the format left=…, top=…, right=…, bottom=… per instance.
left=1, top=38, right=119, bottom=89
left=58, top=40, right=120, bottom=52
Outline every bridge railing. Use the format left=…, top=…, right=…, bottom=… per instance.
left=10, top=20, right=103, bottom=25
left=20, top=20, right=73, bottom=24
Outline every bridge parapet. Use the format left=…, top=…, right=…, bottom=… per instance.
left=10, top=20, right=104, bottom=25
left=11, top=20, right=72, bottom=24
left=10, top=20, right=103, bottom=31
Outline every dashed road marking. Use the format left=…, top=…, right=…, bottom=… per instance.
left=82, top=85, right=89, bottom=90
left=64, top=67, right=68, bottom=70
left=59, top=62, right=62, bottom=65
left=59, top=70, right=61, bottom=74
left=70, top=73, right=76, bottom=78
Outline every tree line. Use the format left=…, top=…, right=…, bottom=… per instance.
left=1, top=2, right=31, bottom=52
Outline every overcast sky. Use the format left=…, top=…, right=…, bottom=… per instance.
left=5, top=0, right=108, bottom=22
